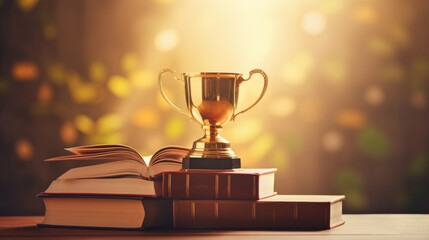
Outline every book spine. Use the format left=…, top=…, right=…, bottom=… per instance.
left=162, top=172, right=262, bottom=200
left=173, top=200, right=331, bottom=229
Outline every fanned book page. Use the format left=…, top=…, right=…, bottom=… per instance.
left=45, top=144, right=190, bottom=180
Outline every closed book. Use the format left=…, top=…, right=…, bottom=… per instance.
left=173, top=195, right=345, bottom=229
left=38, top=194, right=172, bottom=229
left=162, top=168, right=276, bottom=200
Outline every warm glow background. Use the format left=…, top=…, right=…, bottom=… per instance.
left=1, top=0, right=429, bottom=215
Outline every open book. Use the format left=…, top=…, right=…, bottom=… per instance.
left=44, top=144, right=190, bottom=196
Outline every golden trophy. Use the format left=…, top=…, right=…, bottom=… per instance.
left=159, top=68, right=268, bottom=169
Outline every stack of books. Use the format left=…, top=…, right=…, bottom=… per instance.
left=39, top=144, right=345, bottom=230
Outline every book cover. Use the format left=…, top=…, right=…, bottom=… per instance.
left=162, top=168, right=277, bottom=200
left=173, top=195, right=345, bottom=229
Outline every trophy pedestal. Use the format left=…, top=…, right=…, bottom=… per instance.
left=182, top=157, right=241, bottom=169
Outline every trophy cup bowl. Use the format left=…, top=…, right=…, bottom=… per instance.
left=159, top=69, right=268, bottom=169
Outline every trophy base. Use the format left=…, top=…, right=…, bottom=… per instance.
left=182, top=157, right=241, bottom=170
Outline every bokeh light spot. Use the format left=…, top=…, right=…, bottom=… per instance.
left=131, top=107, right=160, bottom=128
left=108, top=75, right=131, bottom=98
left=364, top=85, right=385, bottom=106
left=164, top=116, right=185, bottom=140
left=15, top=139, right=34, bottom=161
left=67, top=73, right=99, bottom=103
left=121, top=52, right=139, bottom=73
left=89, top=61, right=106, bottom=82
left=16, top=0, right=38, bottom=11
left=154, top=29, right=179, bottom=52
left=357, top=126, right=390, bottom=159
left=301, top=11, right=326, bottom=35
left=336, top=109, right=367, bottom=129
left=129, top=69, right=155, bottom=89
left=46, top=63, right=65, bottom=84
left=60, top=121, right=78, bottom=145
left=74, top=114, right=94, bottom=134
left=97, top=113, right=123, bottom=134
left=268, top=96, right=296, bottom=118
left=37, top=82, right=53, bottom=103
left=322, top=129, right=344, bottom=153
left=12, top=62, right=39, bottom=81
left=322, top=57, right=347, bottom=86
left=354, top=5, right=377, bottom=24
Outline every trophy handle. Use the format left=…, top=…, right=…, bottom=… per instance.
left=158, top=68, right=188, bottom=116
left=232, top=69, right=268, bottom=121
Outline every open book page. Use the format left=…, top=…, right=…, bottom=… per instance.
left=57, top=160, right=144, bottom=180
left=46, top=144, right=190, bottom=180
left=46, top=144, right=144, bottom=164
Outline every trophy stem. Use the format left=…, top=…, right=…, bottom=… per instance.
left=202, top=125, right=227, bottom=143
left=182, top=125, right=241, bottom=169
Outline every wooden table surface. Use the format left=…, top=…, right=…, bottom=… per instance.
left=1, top=215, right=428, bottom=239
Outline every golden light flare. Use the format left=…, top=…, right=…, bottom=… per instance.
left=336, top=109, right=367, bottom=129
left=16, top=0, right=38, bottom=11
left=74, top=114, right=95, bottom=134
left=108, top=75, right=131, bottom=98
left=131, top=107, right=160, bottom=128
left=354, top=5, right=377, bottom=24
left=67, top=72, right=100, bottom=103
left=97, top=113, right=123, bottom=134
left=154, top=29, right=179, bottom=52
left=60, top=121, right=78, bottom=145
left=164, top=116, right=185, bottom=140
left=89, top=61, right=106, bottom=82
left=268, top=96, right=296, bottom=118
left=301, top=11, right=327, bottom=35
left=12, top=62, right=39, bottom=81
left=15, top=139, right=34, bottom=161
left=37, top=82, right=53, bottom=103
left=322, top=129, right=344, bottom=153
left=46, top=63, right=65, bottom=84
left=364, top=85, right=385, bottom=106
left=129, top=69, right=155, bottom=89
left=322, top=57, right=347, bottom=86
left=121, top=52, right=139, bottom=73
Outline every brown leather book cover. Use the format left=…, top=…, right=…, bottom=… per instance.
left=162, top=168, right=277, bottom=200
left=173, top=195, right=345, bottom=229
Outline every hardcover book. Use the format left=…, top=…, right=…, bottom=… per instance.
left=38, top=194, right=172, bottom=229
left=162, top=169, right=276, bottom=200
left=173, top=195, right=345, bottom=229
